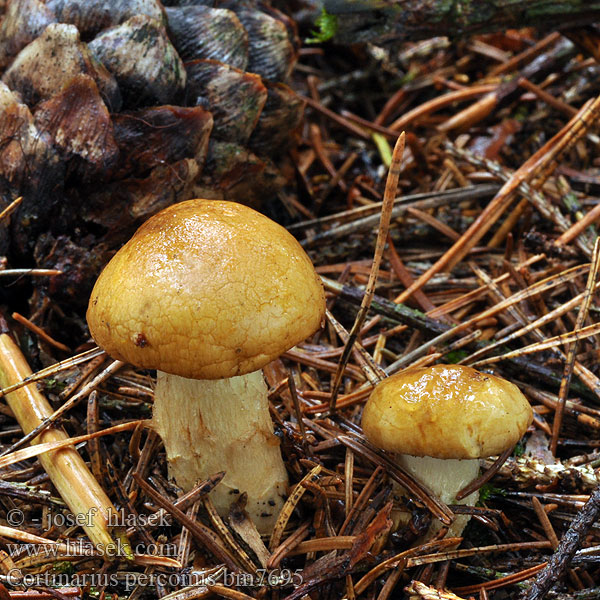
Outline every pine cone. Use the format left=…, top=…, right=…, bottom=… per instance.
left=0, top=0, right=303, bottom=306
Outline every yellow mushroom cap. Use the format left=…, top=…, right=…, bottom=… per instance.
left=362, top=364, right=532, bottom=459
left=86, top=199, right=326, bottom=379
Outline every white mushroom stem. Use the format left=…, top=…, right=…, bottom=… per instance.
left=152, top=370, right=288, bottom=534
left=396, top=455, right=480, bottom=537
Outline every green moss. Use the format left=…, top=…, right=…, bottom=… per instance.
left=52, top=561, right=74, bottom=575
left=42, top=378, right=67, bottom=393
left=477, top=483, right=506, bottom=504
left=444, top=350, right=469, bottom=363
left=513, top=440, right=526, bottom=457
left=306, top=8, right=338, bottom=44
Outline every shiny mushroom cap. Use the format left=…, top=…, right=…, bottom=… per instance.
left=362, top=364, right=532, bottom=459
left=86, top=199, right=326, bottom=379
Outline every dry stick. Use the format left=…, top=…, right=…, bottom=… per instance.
left=0, top=268, right=62, bottom=277
left=455, top=262, right=591, bottom=336
left=0, top=358, right=124, bottom=457
left=137, top=472, right=226, bottom=537
left=320, top=152, right=358, bottom=203
left=299, top=94, right=370, bottom=139
left=531, top=496, right=560, bottom=550
left=491, top=32, right=562, bottom=77
left=309, top=123, right=345, bottom=189
left=87, top=390, right=104, bottom=484
left=437, top=91, right=499, bottom=133
left=303, top=186, right=500, bottom=249
left=288, top=536, right=356, bottom=554
left=60, top=351, right=107, bottom=401
left=240, top=523, right=279, bottom=573
left=327, top=253, right=547, bottom=341
left=383, top=328, right=457, bottom=375
left=551, top=237, right=600, bottom=455
left=457, top=562, right=547, bottom=595
left=287, top=374, right=307, bottom=449
left=446, top=143, right=592, bottom=257
left=378, top=566, right=403, bottom=600
left=11, top=312, right=70, bottom=353
left=341, top=109, right=405, bottom=139
left=328, top=132, right=405, bottom=412
left=518, top=77, right=577, bottom=118
left=267, top=521, right=310, bottom=568
left=396, top=95, right=600, bottom=304
left=269, top=465, right=322, bottom=551
left=407, top=541, right=552, bottom=568
left=436, top=261, right=593, bottom=357
left=0, top=327, right=120, bottom=551
left=426, top=253, right=544, bottom=318
left=463, top=282, right=600, bottom=365
left=438, top=34, right=568, bottom=133
left=345, top=574, right=357, bottom=600
left=455, top=446, right=514, bottom=502
left=339, top=466, right=385, bottom=536
left=326, top=309, right=386, bottom=385
left=555, top=202, right=600, bottom=246
left=0, top=420, right=142, bottom=469
left=202, top=497, right=258, bottom=575
left=0, top=347, right=105, bottom=400
left=389, top=85, right=496, bottom=131
left=523, top=383, right=600, bottom=421
left=132, top=474, right=241, bottom=573
left=207, top=585, right=254, bottom=600
left=465, top=268, right=600, bottom=399
left=338, top=435, right=454, bottom=525
left=406, top=206, right=461, bottom=241
left=293, top=183, right=499, bottom=235
left=303, top=386, right=372, bottom=415
left=108, top=456, right=153, bottom=549
left=285, top=347, right=364, bottom=379
left=325, top=259, right=596, bottom=390
left=470, top=262, right=540, bottom=340
left=472, top=321, right=600, bottom=366
left=344, top=447, right=355, bottom=519
left=355, top=538, right=462, bottom=595
left=522, top=485, right=600, bottom=600
left=406, top=581, right=467, bottom=600
left=487, top=198, right=529, bottom=248
left=177, top=500, right=199, bottom=568
left=387, top=235, right=437, bottom=313
left=0, top=196, right=22, bottom=221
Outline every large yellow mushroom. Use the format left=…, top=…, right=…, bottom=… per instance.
left=87, top=199, right=326, bottom=533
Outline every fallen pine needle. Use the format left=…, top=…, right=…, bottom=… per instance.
left=0, top=420, right=145, bottom=469
left=329, top=132, right=405, bottom=411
